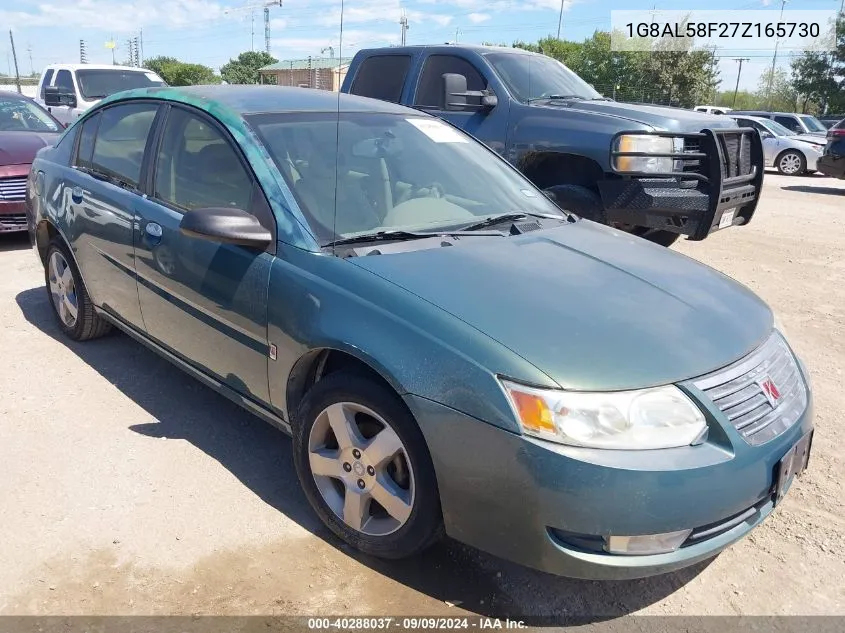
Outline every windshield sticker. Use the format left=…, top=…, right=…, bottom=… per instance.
left=406, top=118, right=468, bottom=143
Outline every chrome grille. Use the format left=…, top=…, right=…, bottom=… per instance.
left=0, top=176, right=27, bottom=201
left=694, top=332, right=807, bottom=446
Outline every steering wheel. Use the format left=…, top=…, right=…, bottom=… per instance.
left=411, top=182, right=446, bottom=200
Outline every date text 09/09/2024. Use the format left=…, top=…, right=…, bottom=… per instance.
left=625, top=22, right=821, bottom=39
left=307, top=618, right=528, bottom=630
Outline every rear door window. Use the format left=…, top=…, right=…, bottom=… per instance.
left=349, top=56, right=411, bottom=103
left=414, top=55, right=487, bottom=108
left=89, top=103, right=159, bottom=189
left=75, top=113, right=101, bottom=169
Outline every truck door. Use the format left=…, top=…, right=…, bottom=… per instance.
left=411, top=54, right=509, bottom=156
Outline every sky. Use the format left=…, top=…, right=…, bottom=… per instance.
left=1, top=0, right=842, bottom=94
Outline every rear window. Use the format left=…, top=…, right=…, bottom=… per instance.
left=349, top=56, right=411, bottom=103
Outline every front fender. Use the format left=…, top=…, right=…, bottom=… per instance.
left=266, top=242, right=556, bottom=432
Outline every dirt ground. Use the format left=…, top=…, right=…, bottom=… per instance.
left=0, top=172, right=843, bottom=621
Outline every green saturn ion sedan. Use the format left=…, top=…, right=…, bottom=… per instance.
left=26, top=86, right=813, bottom=580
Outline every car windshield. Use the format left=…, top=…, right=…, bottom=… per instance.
left=799, top=115, right=826, bottom=133
left=759, top=119, right=796, bottom=137
left=76, top=69, right=165, bottom=99
left=485, top=52, right=603, bottom=103
left=0, top=94, right=60, bottom=132
left=248, top=112, right=565, bottom=244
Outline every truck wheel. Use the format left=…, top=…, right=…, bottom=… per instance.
left=544, top=184, right=607, bottom=224
left=776, top=150, right=806, bottom=176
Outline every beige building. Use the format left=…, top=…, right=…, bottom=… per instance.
left=258, top=57, right=350, bottom=91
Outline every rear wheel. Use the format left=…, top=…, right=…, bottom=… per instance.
left=44, top=239, right=111, bottom=341
left=776, top=150, right=806, bottom=176
left=293, top=372, right=443, bottom=559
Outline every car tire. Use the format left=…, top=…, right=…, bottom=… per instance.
left=544, top=184, right=607, bottom=224
left=44, top=238, right=112, bottom=341
left=293, top=371, right=443, bottom=559
left=776, top=150, right=806, bottom=176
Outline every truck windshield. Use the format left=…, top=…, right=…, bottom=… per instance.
left=485, top=52, right=603, bottom=103
left=248, top=111, right=565, bottom=244
left=76, top=69, right=165, bottom=100
left=799, top=115, right=826, bottom=133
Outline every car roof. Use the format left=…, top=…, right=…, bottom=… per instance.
left=42, top=63, right=150, bottom=72
left=97, top=85, right=422, bottom=117
left=358, top=44, right=536, bottom=56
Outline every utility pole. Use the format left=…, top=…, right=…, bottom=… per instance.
left=27, top=43, right=33, bottom=75
left=264, top=7, right=271, bottom=53
left=251, top=10, right=255, bottom=51
left=732, top=57, right=749, bottom=107
left=399, top=12, right=409, bottom=46
left=557, top=0, right=565, bottom=39
left=766, top=0, right=788, bottom=109
left=9, top=30, right=21, bottom=93
left=139, top=29, right=144, bottom=67
left=455, top=27, right=461, bottom=43
left=80, top=40, right=87, bottom=64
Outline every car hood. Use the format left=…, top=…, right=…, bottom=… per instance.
left=0, top=131, right=60, bottom=166
left=352, top=221, right=772, bottom=391
left=535, top=99, right=739, bottom=133
left=793, top=133, right=826, bottom=147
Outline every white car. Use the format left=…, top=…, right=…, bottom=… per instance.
left=733, top=115, right=826, bottom=176
left=34, top=64, right=165, bottom=126
left=694, top=105, right=733, bottom=115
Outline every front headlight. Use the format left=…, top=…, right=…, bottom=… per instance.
left=501, top=380, right=707, bottom=450
left=613, top=134, right=679, bottom=174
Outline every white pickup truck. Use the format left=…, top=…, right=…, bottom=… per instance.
left=34, top=64, right=166, bottom=125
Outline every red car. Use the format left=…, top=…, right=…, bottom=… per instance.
left=1, top=90, right=63, bottom=233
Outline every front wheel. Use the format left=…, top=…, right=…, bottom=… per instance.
left=777, top=150, right=806, bottom=176
left=293, top=372, right=443, bottom=559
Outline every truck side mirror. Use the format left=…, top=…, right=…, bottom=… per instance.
left=442, top=73, right=497, bottom=112
left=44, top=85, right=77, bottom=108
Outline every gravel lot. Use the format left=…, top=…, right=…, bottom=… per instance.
left=0, top=172, right=843, bottom=620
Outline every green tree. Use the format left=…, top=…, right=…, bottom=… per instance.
left=220, top=51, right=278, bottom=84
left=140, top=56, right=218, bottom=86
left=757, top=68, right=797, bottom=112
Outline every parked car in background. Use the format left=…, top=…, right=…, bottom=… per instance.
left=731, top=111, right=828, bottom=138
left=34, top=64, right=166, bottom=126
left=27, top=85, right=813, bottom=580
left=0, top=90, right=62, bottom=233
left=694, top=105, right=732, bottom=115
left=817, top=118, right=845, bottom=180
left=342, top=45, right=764, bottom=248
left=732, top=115, right=826, bottom=176
left=818, top=115, right=844, bottom=129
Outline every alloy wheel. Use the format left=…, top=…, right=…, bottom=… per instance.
left=779, top=153, right=802, bottom=175
left=48, top=251, right=79, bottom=328
left=308, top=401, right=415, bottom=536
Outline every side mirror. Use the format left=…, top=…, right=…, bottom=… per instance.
left=759, top=130, right=773, bottom=140
left=179, top=207, right=272, bottom=248
left=44, top=85, right=77, bottom=108
left=442, top=73, right=496, bottom=112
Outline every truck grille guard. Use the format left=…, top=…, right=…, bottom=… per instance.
left=608, top=128, right=764, bottom=240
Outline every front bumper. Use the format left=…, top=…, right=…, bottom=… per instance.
left=406, top=387, right=813, bottom=580
left=599, top=128, right=764, bottom=241
left=0, top=201, right=28, bottom=233
left=818, top=153, right=845, bottom=179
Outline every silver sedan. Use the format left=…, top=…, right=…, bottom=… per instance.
left=733, top=115, right=826, bottom=175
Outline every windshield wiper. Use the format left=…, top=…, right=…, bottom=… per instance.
left=460, top=211, right=565, bottom=232
left=324, top=228, right=504, bottom=248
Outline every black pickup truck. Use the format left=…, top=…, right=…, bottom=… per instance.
left=341, top=45, right=764, bottom=246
